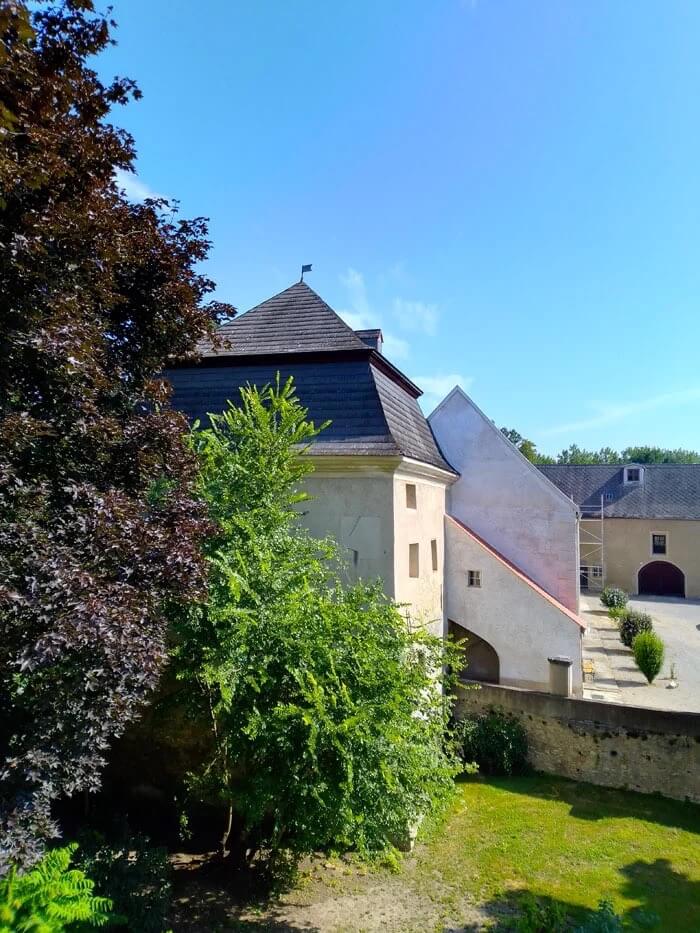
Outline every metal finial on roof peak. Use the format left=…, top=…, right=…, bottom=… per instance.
left=300, top=263, right=312, bottom=282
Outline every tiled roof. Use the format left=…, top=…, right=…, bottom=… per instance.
left=447, top=516, right=586, bottom=629
left=166, top=278, right=455, bottom=473
left=198, top=281, right=368, bottom=357
left=539, top=464, right=700, bottom=520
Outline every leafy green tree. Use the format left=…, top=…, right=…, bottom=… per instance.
left=0, top=844, right=112, bottom=930
left=500, top=427, right=554, bottom=464
left=0, top=1, right=232, bottom=866
left=621, top=446, right=700, bottom=464
left=172, top=379, right=461, bottom=865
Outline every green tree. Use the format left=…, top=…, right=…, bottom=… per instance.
left=0, top=844, right=112, bottom=930
left=621, top=446, right=700, bottom=464
left=500, top=427, right=554, bottom=463
left=172, top=379, right=461, bottom=865
left=0, top=1, right=232, bottom=866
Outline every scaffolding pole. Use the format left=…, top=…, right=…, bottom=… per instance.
left=580, top=494, right=605, bottom=591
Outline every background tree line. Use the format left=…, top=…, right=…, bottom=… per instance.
left=500, top=429, right=700, bottom=466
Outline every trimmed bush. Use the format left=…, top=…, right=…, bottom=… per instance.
left=619, top=609, right=654, bottom=648
left=457, top=710, right=528, bottom=776
left=633, top=631, right=665, bottom=683
left=600, top=586, right=628, bottom=610
left=607, top=606, right=626, bottom=623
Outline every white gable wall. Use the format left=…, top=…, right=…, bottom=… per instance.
left=446, top=518, right=583, bottom=694
left=429, top=388, right=580, bottom=613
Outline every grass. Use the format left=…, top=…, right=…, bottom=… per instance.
left=414, top=774, right=700, bottom=929
left=171, top=774, right=700, bottom=931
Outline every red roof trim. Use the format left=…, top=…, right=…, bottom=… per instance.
left=447, top=515, right=586, bottom=630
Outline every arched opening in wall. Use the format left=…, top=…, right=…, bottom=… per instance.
left=448, top=620, right=500, bottom=684
left=638, top=561, right=685, bottom=598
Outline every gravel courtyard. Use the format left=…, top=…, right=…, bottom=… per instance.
left=581, top=593, right=700, bottom=712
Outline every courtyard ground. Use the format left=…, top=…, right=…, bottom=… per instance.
left=581, top=593, right=700, bottom=711
left=170, top=775, right=700, bottom=932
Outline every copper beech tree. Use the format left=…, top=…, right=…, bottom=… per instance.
left=0, top=0, right=232, bottom=867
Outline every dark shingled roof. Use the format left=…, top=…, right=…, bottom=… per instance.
left=167, top=281, right=454, bottom=473
left=198, top=281, right=369, bottom=357
left=539, top=464, right=700, bottom=520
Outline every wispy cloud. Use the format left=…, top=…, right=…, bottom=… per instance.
left=541, top=387, right=700, bottom=436
left=393, top=298, right=439, bottom=336
left=413, top=373, right=473, bottom=412
left=114, top=168, right=164, bottom=202
left=337, top=267, right=411, bottom=360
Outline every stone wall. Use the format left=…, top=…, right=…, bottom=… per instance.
left=456, top=682, right=700, bottom=803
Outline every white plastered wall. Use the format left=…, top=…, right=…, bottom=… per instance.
left=300, top=460, right=396, bottom=595
left=429, top=387, right=580, bottom=613
left=392, top=462, right=453, bottom=638
left=446, top=518, right=584, bottom=695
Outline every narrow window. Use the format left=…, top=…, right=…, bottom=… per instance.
left=405, top=483, right=417, bottom=509
left=468, top=570, right=481, bottom=588
left=652, top=533, right=667, bottom=555
left=409, top=543, right=419, bottom=578
left=431, top=538, right=438, bottom=572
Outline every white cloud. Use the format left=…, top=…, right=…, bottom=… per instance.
left=337, top=267, right=410, bottom=360
left=541, top=387, right=700, bottom=436
left=382, top=333, right=411, bottom=360
left=393, top=298, right=439, bottom=336
left=114, top=168, right=164, bottom=202
left=413, top=373, right=473, bottom=412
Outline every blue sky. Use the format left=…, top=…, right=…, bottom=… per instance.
left=102, top=1, right=700, bottom=456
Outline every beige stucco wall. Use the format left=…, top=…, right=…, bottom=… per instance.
left=301, top=465, right=397, bottom=595
left=446, top=519, right=584, bottom=695
left=392, top=466, right=449, bottom=637
left=429, top=388, right=580, bottom=613
left=594, top=518, right=700, bottom=598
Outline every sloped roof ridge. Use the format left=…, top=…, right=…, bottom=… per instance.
left=447, top=515, right=585, bottom=629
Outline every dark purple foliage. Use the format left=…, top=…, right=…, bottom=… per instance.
left=0, top=0, right=233, bottom=868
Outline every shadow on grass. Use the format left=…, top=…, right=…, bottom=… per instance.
left=170, top=858, right=321, bottom=932
left=446, top=860, right=698, bottom=931
left=472, top=773, right=700, bottom=835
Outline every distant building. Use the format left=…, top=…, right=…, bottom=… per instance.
left=167, top=281, right=585, bottom=695
left=540, top=464, right=700, bottom=598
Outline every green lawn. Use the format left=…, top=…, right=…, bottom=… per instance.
left=173, top=774, right=700, bottom=931
left=414, top=774, right=700, bottom=930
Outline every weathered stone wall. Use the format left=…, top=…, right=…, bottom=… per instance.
left=456, top=682, right=700, bottom=803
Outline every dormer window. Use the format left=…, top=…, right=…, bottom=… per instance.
left=624, top=466, right=642, bottom=484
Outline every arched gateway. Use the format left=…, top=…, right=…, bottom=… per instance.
left=448, top=621, right=500, bottom=684
left=638, top=561, right=685, bottom=598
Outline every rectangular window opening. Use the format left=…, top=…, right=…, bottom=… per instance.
left=409, top=543, right=420, bottom=578
left=652, top=533, right=667, bottom=555
left=591, top=566, right=603, bottom=578
left=431, top=538, right=438, bottom=572
left=468, top=570, right=481, bottom=588
left=626, top=467, right=640, bottom=483
left=405, top=483, right=417, bottom=509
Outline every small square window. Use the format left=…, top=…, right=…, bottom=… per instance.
left=468, top=570, right=481, bottom=588
left=652, top=534, right=667, bottom=555
left=626, top=467, right=640, bottom=483
left=409, top=543, right=419, bottom=578
left=591, top=566, right=603, bottom=579
left=431, top=538, right=438, bottom=572
left=405, top=483, right=417, bottom=509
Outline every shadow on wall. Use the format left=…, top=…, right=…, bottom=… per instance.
left=449, top=620, right=500, bottom=684
left=445, top=858, right=697, bottom=931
